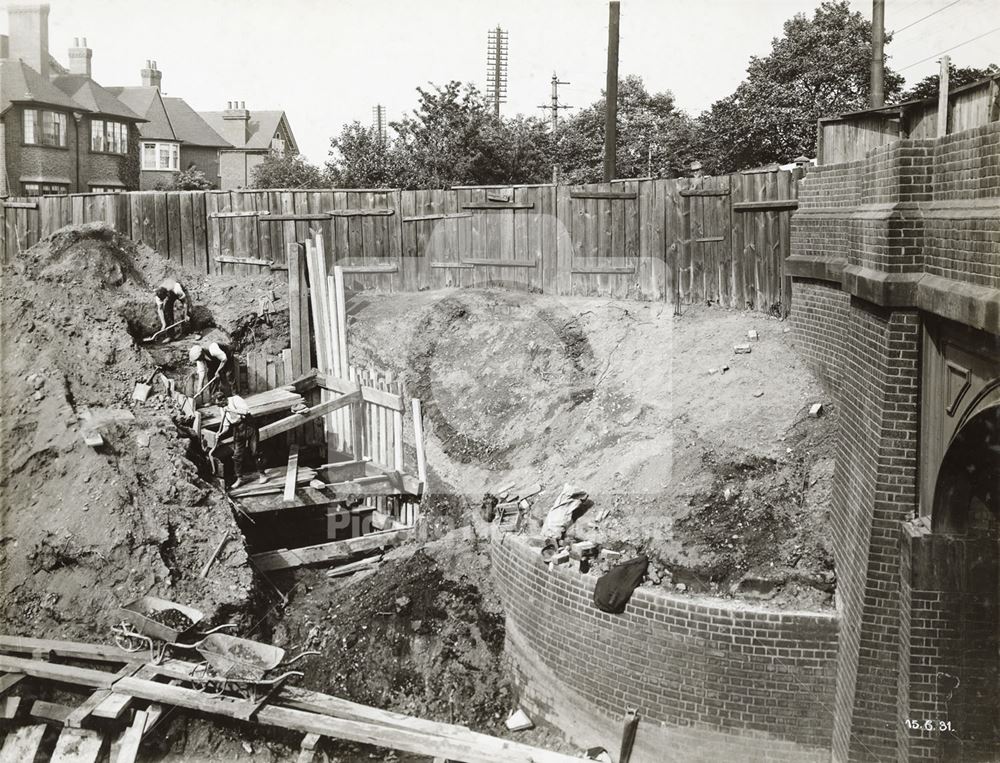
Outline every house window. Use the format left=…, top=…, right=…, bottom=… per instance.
left=89, top=185, right=124, bottom=193
left=141, top=141, right=179, bottom=171
left=23, top=109, right=67, bottom=147
left=270, top=137, right=285, bottom=155
left=91, top=119, right=129, bottom=154
left=22, top=182, right=69, bottom=196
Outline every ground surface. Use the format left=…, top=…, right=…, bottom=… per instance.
left=347, top=289, right=836, bottom=608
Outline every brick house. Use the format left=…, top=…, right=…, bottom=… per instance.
left=1, top=5, right=144, bottom=196
left=108, top=61, right=232, bottom=190
left=200, top=103, right=299, bottom=189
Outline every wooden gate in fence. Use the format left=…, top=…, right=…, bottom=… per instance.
left=0, top=169, right=804, bottom=313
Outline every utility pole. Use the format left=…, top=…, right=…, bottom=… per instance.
left=604, top=1, right=620, bottom=181
left=537, top=72, right=571, bottom=132
left=486, top=26, right=509, bottom=117
left=937, top=55, right=951, bottom=137
left=371, top=104, right=387, bottom=141
left=870, top=0, right=885, bottom=107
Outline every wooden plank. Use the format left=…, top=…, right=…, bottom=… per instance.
left=339, top=264, right=398, bottom=273
left=412, top=399, right=427, bottom=487
left=65, top=690, right=112, bottom=728
left=259, top=391, right=361, bottom=441
left=51, top=727, right=103, bottom=763
left=112, top=709, right=147, bottom=763
left=1, top=201, right=38, bottom=209
left=402, top=212, right=473, bottom=223
left=462, top=202, right=534, bottom=210
left=283, top=443, right=300, bottom=503
left=329, top=208, right=394, bottom=217
left=568, top=191, right=637, bottom=200
left=462, top=259, right=537, bottom=268
left=91, top=692, right=133, bottom=721
left=571, top=264, right=636, bottom=274
left=265, top=213, right=332, bottom=222
left=679, top=189, right=731, bottom=197
left=214, top=256, right=273, bottom=266
left=251, top=528, right=413, bottom=571
left=429, top=261, right=474, bottom=269
left=732, top=199, right=799, bottom=212
left=0, top=672, right=25, bottom=694
left=31, top=700, right=74, bottom=723
left=1, top=695, right=21, bottom=719
left=0, top=725, right=47, bottom=761
left=0, top=654, right=117, bottom=689
left=317, top=374, right=403, bottom=412
left=207, top=210, right=270, bottom=219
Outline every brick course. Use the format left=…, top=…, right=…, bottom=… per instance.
left=489, top=527, right=839, bottom=762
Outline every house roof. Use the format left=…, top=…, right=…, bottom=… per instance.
left=162, top=97, right=230, bottom=147
left=199, top=109, right=297, bottom=151
left=51, top=74, right=145, bottom=121
left=0, top=58, right=85, bottom=115
left=105, top=86, right=176, bottom=141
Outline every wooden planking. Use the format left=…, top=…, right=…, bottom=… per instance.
left=0, top=724, right=47, bottom=761
left=251, top=528, right=413, bottom=571
left=51, top=727, right=104, bottom=763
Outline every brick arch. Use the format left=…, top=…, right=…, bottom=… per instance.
left=932, top=401, right=1000, bottom=535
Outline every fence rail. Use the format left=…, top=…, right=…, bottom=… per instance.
left=1, top=171, right=803, bottom=312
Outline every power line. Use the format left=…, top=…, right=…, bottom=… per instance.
left=897, top=24, right=1000, bottom=70
left=893, top=0, right=964, bottom=34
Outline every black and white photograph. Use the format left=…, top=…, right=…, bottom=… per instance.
left=0, top=0, right=998, bottom=760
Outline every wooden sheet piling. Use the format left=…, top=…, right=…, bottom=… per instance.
left=283, top=443, right=300, bottom=503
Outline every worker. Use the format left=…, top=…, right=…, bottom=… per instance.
left=211, top=396, right=266, bottom=489
left=154, top=279, right=188, bottom=339
left=189, top=341, right=237, bottom=403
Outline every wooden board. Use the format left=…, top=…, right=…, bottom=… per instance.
left=283, top=443, right=300, bottom=503
left=112, top=709, right=147, bottom=763
left=251, top=527, right=412, bottom=571
left=0, top=724, right=47, bottom=761
left=51, top=727, right=104, bottom=763
left=0, top=654, right=117, bottom=689
left=65, top=689, right=112, bottom=728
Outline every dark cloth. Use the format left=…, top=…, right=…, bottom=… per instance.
left=593, top=554, right=648, bottom=614
left=161, top=294, right=176, bottom=326
left=230, top=414, right=263, bottom=479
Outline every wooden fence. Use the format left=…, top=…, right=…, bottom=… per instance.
left=0, top=170, right=804, bottom=312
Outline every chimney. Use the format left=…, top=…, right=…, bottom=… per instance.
left=141, top=59, right=161, bottom=89
left=221, top=99, right=251, bottom=146
left=68, top=36, right=92, bottom=77
left=7, top=3, right=50, bottom=77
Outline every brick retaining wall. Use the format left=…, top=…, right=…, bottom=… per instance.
left=488, top=526, right=839, bottom=762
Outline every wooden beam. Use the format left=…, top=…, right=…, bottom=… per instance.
left=328, top=208, right=395, bottom=217
left=215, top=256, right=274, bottom=267
left=2, top=201, right=38, bottom=209
left=571, top=265, right=636, bottom=275
left=0, top=654, right=118, bottom=689
left=732, top=200, right=799, bottom=212
left=317, top=374, right=403, bottom=412
left=92, top=692, right=134, bottom=721
left=258, top=390, right=361, bottom=441
left=0, top=725, right=47, bottom=761
left=263, top=213, right=332, bottom=222
left=339, top=264, right=399, bottom=274
left=462, top=259, right=537, bottom=268
left=403, top=212, right=473, bottom=223
left=208, top=210, right=270, bottom=218
left=679, top=189, right=730, bottom=197
left=113, top=676, right=580, bottom=763
left=113, top=710, right=147, bottom=763
left=250, top=527, right=412, bottom=572
left=364, top=462, right=422, bottom=495
left=283, top=443, right=300, bottom=503
left=412, top=399, right=427, bottom=488
left=65, top=689, right=113, bottom=728
left=31, top=699, right=74, bottom=723
left=51, top=727, right=104, bottom=763
left=0, top=636, right=135, bottom=663
left=429, top=261, right=474, bottom=269
left=461, top=202, right=535, bottom=210
left=568, top=191, right=637, bottom=200
left=0, top=672, right=25, bottom=694
left=1, top=695, right=21, bottom=719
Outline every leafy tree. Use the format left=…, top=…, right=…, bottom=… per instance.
left=555, top=75, right=699, bottom=183
left=901, top=63, right=998, bottom=101
left=697, top=0, right=904, bottom=173
left=326, top=122, right=406, bottom=188
left=250, top=151, right=326, bottom=189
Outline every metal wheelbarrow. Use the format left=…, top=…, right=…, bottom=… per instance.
left=110, top=595, right=235, bottom=663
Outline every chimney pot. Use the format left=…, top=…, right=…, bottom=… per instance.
left=240, top=101, right=245, bottom=109
left=74, top=37, right=79, bottom=46
left=82, top=36, right=87, bottom=46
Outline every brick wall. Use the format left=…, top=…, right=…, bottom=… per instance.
left=790, top=279, right=850, bottom=391
left=489, top=527, right=839, bottom=762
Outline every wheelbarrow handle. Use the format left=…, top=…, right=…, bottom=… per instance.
left=280, top=650, right=321, bottom=668
left=258, top=670, right=304, bottom=686
left=201, top=623, right=238, bottom=636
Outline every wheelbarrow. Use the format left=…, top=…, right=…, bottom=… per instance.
left=181, top=633, right=320, bottom=701
left=110, top=595, right=236, bottom=663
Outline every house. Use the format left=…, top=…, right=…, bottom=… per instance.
left=107, top=61, right=232, bottom=190
left=1, top=5, right=145, bottom=196
left=200, top=103, right=299, bottom=189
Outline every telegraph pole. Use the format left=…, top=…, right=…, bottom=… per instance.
left=537, top=72, right=571, bottom=132
left=372, top=104, right=387, bottom=140
left=870, top=0, right=885, bottom=107
left=486, top=26, right=509, bottom=117
left=604, top=1, right=620, bottom=181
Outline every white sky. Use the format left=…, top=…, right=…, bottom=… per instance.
left=10, top=0, right=1000, bottom=163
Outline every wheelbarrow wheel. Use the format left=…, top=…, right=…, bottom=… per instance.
left=113, top=629, right=145, bottom=653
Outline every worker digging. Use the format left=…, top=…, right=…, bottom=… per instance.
left=189, top=340, right=238, bottom=405
left=211, top=395, right=267, bottom=490
left=152, top=278, right=188, bottom=340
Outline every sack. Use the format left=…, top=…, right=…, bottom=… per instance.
left=593, top=555, right=648, bottom=614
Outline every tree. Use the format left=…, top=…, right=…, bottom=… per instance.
left=555, top=75, right=699, bottom=183
left=697, top=1, right=904, bottom=173
left=326, top=122, right=406, bottom=189
left=901, top=63, right=998, bottom=101
left=250, top=151, right=326, bottom=189
left=171, top=167, right=214, bottom=190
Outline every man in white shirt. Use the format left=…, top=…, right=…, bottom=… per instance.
left=154, top=279, right=188, bottom=339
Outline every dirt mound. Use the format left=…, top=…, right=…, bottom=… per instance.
left=0, top=224, right=254, bottom=639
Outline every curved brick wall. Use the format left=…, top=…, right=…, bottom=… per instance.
left=488, top=527, right=839, bottom=762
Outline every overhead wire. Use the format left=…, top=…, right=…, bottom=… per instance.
left=892, top=0, right=964, bottom=34
left=897, top=25, right=1000, bottom=70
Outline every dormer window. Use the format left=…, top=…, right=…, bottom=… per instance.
left=141, top=141, right=179, bottom=171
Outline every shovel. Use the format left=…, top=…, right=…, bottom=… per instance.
left=142, top=318, right=187, bottom=343
left=132, top=367, right=162, bottom=402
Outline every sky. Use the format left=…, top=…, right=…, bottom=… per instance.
left=9, top=0, right=1000, bottom=163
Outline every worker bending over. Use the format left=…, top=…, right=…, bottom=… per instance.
left=189, top=341, right=237, bottom=404
left=211, top=396, right=266, bottom=489
left=154, top=279, right=188, bottom=339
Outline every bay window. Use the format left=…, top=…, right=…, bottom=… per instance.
left=141, top=141, right=180, bottom=171
left=92, top=119, right=129, bottom=154
left=23, top=109, right=67, bottom=147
